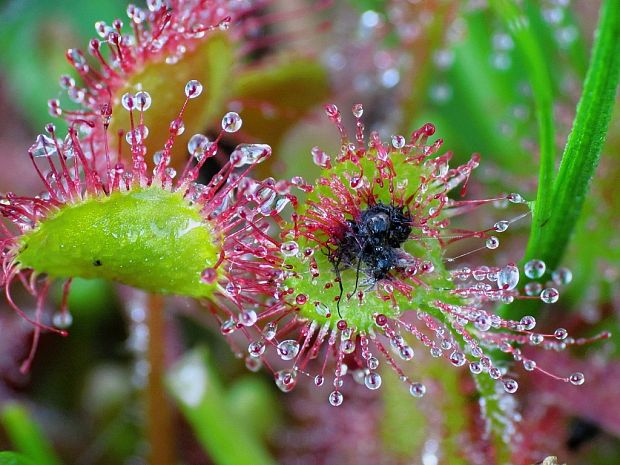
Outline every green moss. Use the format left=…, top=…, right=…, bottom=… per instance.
left=17, top=187, right=220, bottom=298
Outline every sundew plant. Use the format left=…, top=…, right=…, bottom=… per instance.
left=0, top=1, right=619, bottom=465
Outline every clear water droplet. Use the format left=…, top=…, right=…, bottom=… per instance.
left=524, top=259, right=546, bottom=279
left=135, top=91, right=152, bottom=111
left=328, top=390, right=343, bottom=406
left=185, top=80, right=203, bottom=98
left=569, top=372, right=585, bottom=385
left=230, top=144, right=271, bottom=167
left=520, top=315, right=536, bottom=330
left=52, top=311, right=73, bottom=329
left=540, top=287, right=559, bottom=303
left=263, top=322, right=277, bottom=340
left=409, top=382, right=426, bottom=397
left=121, top=92, right=135, bottom=111
left=497, top=264, right=519, bottom=290
left=200, top=268, right=217, bottom=284
left=552, top=267, right=573, bottom=286
left=248, top=340, right=265, bottom=357
left=188, top=134, right=212, bottom=161
left=524, top=281, right=542, bottom=296
left=311, top=146, right=331, bottom=168
left=503, top=378, right=519, bottom=393
left=391, top=135, right=405, bottom=149
left=222, top=111, right=242, bottom=133
left=494, top=220, right=509, bottom=232
left=277, top=340, right=300, bottom=360
left=486, top=236, right=500, bottom=249
left=554, top=328, right=568, bottom=340
left=239, top=309, right=257, bottom=327
left=507, top=192, right=524, bottom=203
left=280, top=241, right=299, bottom=257
left=275, top=369, right=297, bottom=392
left=364, top=372, right=382, bottom=390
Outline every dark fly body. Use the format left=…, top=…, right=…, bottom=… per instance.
left=328, top=203, right=413, bottom=316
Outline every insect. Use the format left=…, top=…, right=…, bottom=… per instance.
left=328, top=202, right=413, bottom=317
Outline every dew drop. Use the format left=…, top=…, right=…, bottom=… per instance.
left=311, top=146, right=331, bottom=168
left=52, top=311, right=73, bottom=329
left=409, top=382, right=426, bottom=397
left=248, top=340, right=266, bottom=357
left=230, top=144, right=271, bottom=167
left=368, top=357, right=379, bottom=369
left=474, top=315, right=491, bottom=332
left=239, top=309, right=257, bottom=327
left=569, top=372, right=585, bottom=385
left=399, top=345, right=414, bottom=361
left=135, top=91, right=152, bottom=111
left=497, top=264, right=519, bottom=290
left=280, top=240, right=299, bottom=257
left=391, top=135, right=406, bottom=149
left=314, top=375, right=324, bottom=386
left=220, top=319, right=236, bottom=335
left=540, top=287, right=559, bottom=303
left=554, top=328, right=568, bottom=340
left=529, top=333, right=544, bottom=345
left=552, top=267, right=573, bottom=286
left=503, top=378, right=519, bottom=393
left=200, top=267, right=217, bottom=284
left=469, top=362, right=482, bottom=374
left=352, top=103, right=364, bottom=118
left=169, top=118, right=185, bottom=135
left=277, top=340, right=300, bottom=360
left=329, top=390, right=343, bottom=406
left=121, top=92, right=135, bottom=111
left=275, top=369, right=297, bottom=392
left=449, top=351, right=466, bottom=366
left=341, top=339, right=355, bottom=354
left=520, top=315, right=536, bottom=330
left=507, top=192, right=524, bottom=203
left=185, top=80, right=203, bottom=98
left=524, top=281, right=542, bottom=296
left=187, top=134, right=212, bottom=160
left=222, top=111, right=242, bottom=133
left=486, top=236, right=500, bottom=249
left=263, top=322, right=277, bottom=340
left=523, top=359, right=536, bottom=371
left=524, top=259, right=546, bottom=279
left=494, top=220, right=509, bottom=232
left=364, top=372, right=382, bottom=390
left=30, top=135, right=58, bottom=158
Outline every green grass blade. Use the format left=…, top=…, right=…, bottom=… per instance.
left=489, top=0, right=556, bottom=264
left=0, top=404, right=64, bottom=465
left=166, top=348, right=277, bottom=465
left=525, top=0, right=620, bottom=268
left=0, top=452, right=37, bottom=465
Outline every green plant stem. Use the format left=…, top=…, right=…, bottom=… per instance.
left=489, top=0, right=556, bottom=264
left=525, top=0, right=620, bottom=268
left=0, top=404, right=63, bottom=465
left=146, top=294, right=175, bottom=465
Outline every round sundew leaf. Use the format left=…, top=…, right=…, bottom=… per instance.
left=108, top=33, right=234, bottom=164
left=17, top=187, right=220, bottom=298
left=283, top=147, right=453, bottom=331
